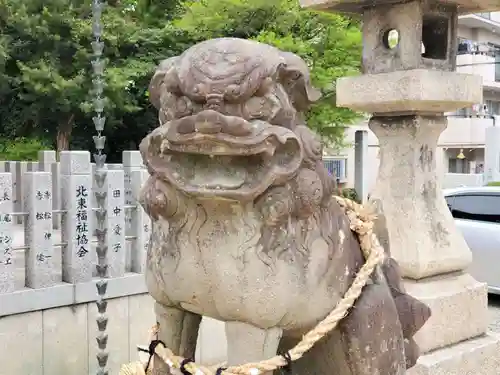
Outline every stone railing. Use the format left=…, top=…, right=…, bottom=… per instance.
left=0, top=150, right=150, bottom=294
left=0, top=149, right=156, bottom=375
left=442, top=172, right=485, bottom=189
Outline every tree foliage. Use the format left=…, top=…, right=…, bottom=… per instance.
left=0, top=137, right=49, bottom=161
left=0, top=0, right=362, bottom=160
left=0, top=0, right=190, bottom=158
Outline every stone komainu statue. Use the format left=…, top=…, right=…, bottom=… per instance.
left=139, top=38, right=431, bottom=375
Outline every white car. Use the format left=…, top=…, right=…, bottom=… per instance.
left=443, top=186, right=500, bottom=295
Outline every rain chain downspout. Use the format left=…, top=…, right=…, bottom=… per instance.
left=91, top=0, right=109, bottom=374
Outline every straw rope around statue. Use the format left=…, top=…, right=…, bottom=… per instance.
left=120, top=196, right=386, bottom=375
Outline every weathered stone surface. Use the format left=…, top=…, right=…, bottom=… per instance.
left=128, top=294, right=156, bottom=361
left=0, top=311, right=43, bottom=375
left=196, top=317, right=227, bottom=365
left=43, top=304, right=89, bottom=375
left=280, top=283, right=408, bottom=375
left=404, top=274, right=489, bottom=354
left=368, top=115, right=473, bottom=279
left=139, top=37, right=431, bottom=375
left=360, top=1, right=458, bottom=74
left=337, top=69, right=482, bottom=115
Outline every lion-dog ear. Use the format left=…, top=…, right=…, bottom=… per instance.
left=279, top=51, right=322, bottom=112
left=149, top=57, right=180, bottom=109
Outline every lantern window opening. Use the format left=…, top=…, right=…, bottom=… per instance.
left=421, top=14, right=449, bottom=60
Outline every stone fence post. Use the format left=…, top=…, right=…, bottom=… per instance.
left=129, top=169, right=150, bottom=273
left=51, top=162, right=61, bottom=230
left=38, top=150, right=61, bottom=229
left=0, top=172, right=15, bottom=293
left=15, top=161, right=28, bottom=224
left=38, top=150, right=57, bottom=172
left=60, top=151, right=93, bottom=283
left=354, top=130, right=368, bottom=203
left=123, top=151, right=149, bottom=272
left=24, top=171, right=59, bottom=288
left=4, top=162, right=17, bottom=223
left=95, top=169, right=126, bottom=278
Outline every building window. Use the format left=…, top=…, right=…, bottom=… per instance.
left=486, top=100, right=500, bottom=115
left=457, top=39, right=473, bottom=55
left=455, top=107, right=470, bottom=117
left=448, top=158, right=470, bottom=173
left=491, top=43, right=500, bottom=82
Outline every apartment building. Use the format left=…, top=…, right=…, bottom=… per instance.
left=326, top=12, right=500, bottom=193
left=449, top=13, right=500, bottom=175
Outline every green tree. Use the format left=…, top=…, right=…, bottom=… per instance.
left=176, top=0, right=362, bottom=145
left=0, top=0, right=190, bottom=157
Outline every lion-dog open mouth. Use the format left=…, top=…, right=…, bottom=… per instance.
left=141, top=110, right=303, bottom=201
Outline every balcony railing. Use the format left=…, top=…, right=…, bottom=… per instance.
left=456, top=39, right=500, bottom=82
left=477, top=12, right=491, bottom=19
left=457, top=39, right=499, bottom=56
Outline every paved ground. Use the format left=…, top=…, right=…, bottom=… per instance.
left=489, top=295, right=500, bottom=332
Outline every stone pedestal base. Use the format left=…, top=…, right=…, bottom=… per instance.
left=408, top=333, right=500, bottom=375
left=404, top=273, right=489, bottom=353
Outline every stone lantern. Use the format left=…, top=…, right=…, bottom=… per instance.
left=300, top=0, right=500, bottom=374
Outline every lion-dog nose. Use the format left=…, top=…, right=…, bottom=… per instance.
left=194, top=110, right=253, bottom=136
left=194, top=110, right=223, bottom=134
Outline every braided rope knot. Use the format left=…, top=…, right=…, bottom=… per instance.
left=120, top=196, right=385, bottom=375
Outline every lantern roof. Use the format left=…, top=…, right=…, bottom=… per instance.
left=300, top=0, right=500, bottom=15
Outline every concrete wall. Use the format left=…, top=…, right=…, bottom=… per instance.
left=458, top=14, right=500, bottom=45
left=489, top=12, right=500, bottom=24
left=485, top=125, right=500, bottom=183
left=457, top=53, right=497, bottom=85
left=440, top=117, right=493, bottom=146
left=442, top=173, right=485, bottom=189
left=0, top=274, right=154, bottom=375
left=0, top=273, right=231, bottom=374
left=457, top=25, right=474, bottom=40
left=471, top=24, right=500, bottom=45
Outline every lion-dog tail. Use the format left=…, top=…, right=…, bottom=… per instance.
left=381, top=257, right=432, bottom=368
